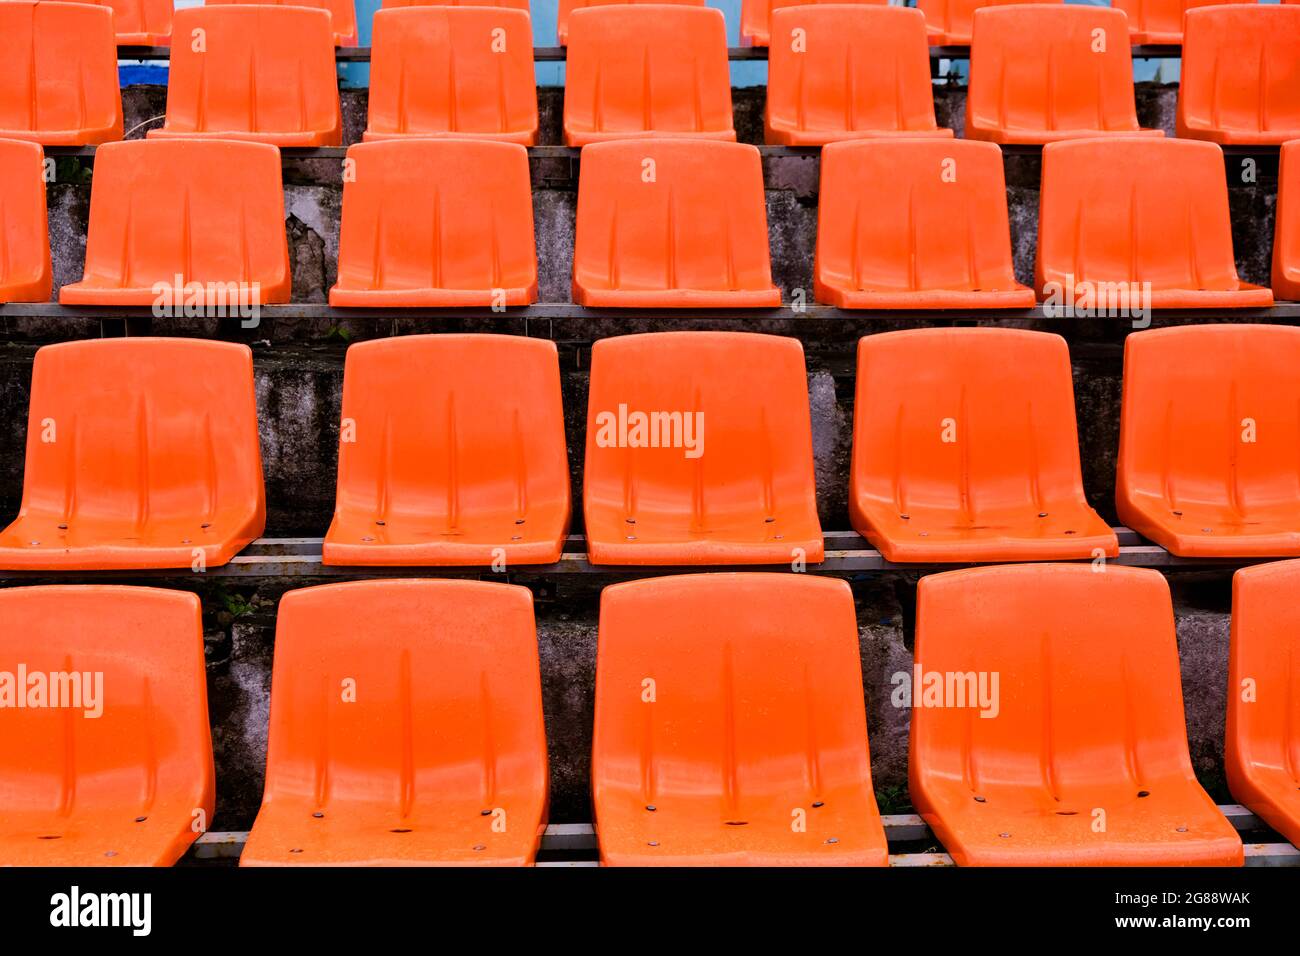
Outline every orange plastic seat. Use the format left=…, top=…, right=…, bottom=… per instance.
left=59, top=140, right=289, bottom=306
left=330, top=141, right=536, bottom=307
left=913, top=564, right=1243, bottom=866
left=593, top=574, right=888, bottom=866
left=573, top=140, right=780, bottom=308
left=1277, top=141, right=1300, bottom=301
left=740, top=0, right=886, bottom=47
left=1177, top=5, right=1300, bottom=145
left=149, top=6, right=341, bottom=146
left=851, top=329, right=1117, bottom=562
left=1226, top=560, right=1300, bottom=852
left=583, top=332, right=822, bottom=565
left=1117, top=325, right=1300, bottom=558
left=764, top=6, right=952, bottom=146
left=559, top=0, right=703, bottom=44
left=0, top=2, right=122, bottom=145
left=364, top=7, right=537, bottom=144
left=241, top=579, right=549, bottom=866
left=0, top=140, right=52, bottom=304
left=563, top=5, right=734, bottom=145
left=1113, top=0, right=1252, bottom=45
left=917, top=0, right=1062, bottom=46
left=814, top=140, right=1033, bottom=308
left=204, top=0, right=358, bottom=46
left=323, top=335, right=569, bottom=566
left=0, top=586, right=214, bottom=866
left=0, top=338, right=265, bottom=570
left=71, top=0, right=173, bottom=44
left=1036, top=138, right=1273, bottom=309
left=965, top=5, right=1163, bottom=144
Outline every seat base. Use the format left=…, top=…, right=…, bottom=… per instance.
left=573, top=286, right=783, bottom=308
left=0, top=126, right=121, bottom=146
left=328, top=285, right=537, bottom=308
left=585, top=514, right=824, bottom=565
left=362, top=129, right=535, bottom=145
left=0, top=273, right=53, bottom=304
left=1275, top=269, right=1300, bottom=302
left=916, top=779, right=1243, bottom=866
left=854, top=502, right=1118, bottom=563
left=1229, top=768, right=1300, bottom=852
left=765, top=124, right=954, bottom=147
left=59, top=283, right=290, bottom=306
left=241, top=800, right=545, bottom=866
left=597, top=790, right=888, bottom=866
left=0, top=809, right=201, bottom=866
left=565, top=129, right=737, bottom=147
left=1120, top=499, right=1300, bottom=558
left=322, top=511, right=567, bottom=566
left=1178, top=125, right=1300, bottom=147
left=147, top=129, right=343, bottom=148
left=968, top=127, right=1165, bottom=145
left=0, top=514, right=259, bottom=570
left=817, top=283, right=1036, bottom=310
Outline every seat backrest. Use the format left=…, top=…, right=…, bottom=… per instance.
left=0, top=139, right=52, bottom=302
left=76, top=139, right=288, bottom=295
left=593, top=574, right=872, bottom=801
left=1118, top=325, right=1300, bottom=509
left=914, top=564, right=1196, bottom=791
left=564, top=5, right=732, bottom=139
left=916, top=0, right=1062, bottom=43
left=367, top=7, right=536, bottom=140
left=573, top=140, right=773, bottom=296
left=583, top=332, right=817, bottom=519
left=0, top=586, right=213, bottom=813
left=1178, top=5, right=1300, bottom=138
left=766, top=6, right=938, bottom=136
left=0, top=2, right=121, bottom=141
left=559, top=0, right=704, bottom=43
left=72, top=0, right=173, bottom=42
left=335, top=140, right=535, bottom=295
left=19, top=338, right=264, bottom=524
left=333, top=334, right=569, bottom=520
left=1036, top=138, right=1242, bottom=293
left=816, top=139, right=1018, bottom=295
left=204, top=0, right=358, bottom=45
left=1111, top=0, right=1252, bottom=41
left=852, top=328, right=1089, bottom=515
left=741, top=0, right=887, bottom=42
left=262, top=580, right=547, bottom=802
left=966, top=4, right=1142, bottom=135
left=163, top=6, right=340, bottom=138
left=1227, top=560, right=1300, bottom=782
left=1276, top=141, right=1300, bottom=300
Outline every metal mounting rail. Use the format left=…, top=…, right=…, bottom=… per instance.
left=41, top=143, right=1283, bottom=161
left=112, top=45, right=1184, bottom=63
left=4, top=302, right=1300, bottom=324
left=188, top=806, right=1298, bottom=866
left=0, top=529, right=1280, bottom=581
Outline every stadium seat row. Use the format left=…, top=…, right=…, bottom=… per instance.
left=4, top=324, right=1300, bottom=570
left=2, top=135, right=1297, bottom=307
left=2, top=3, right=1299, bottom=146
left=2, top=562, right=1297, bottom=866
left=54, top=0, right=1300, bottom=54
